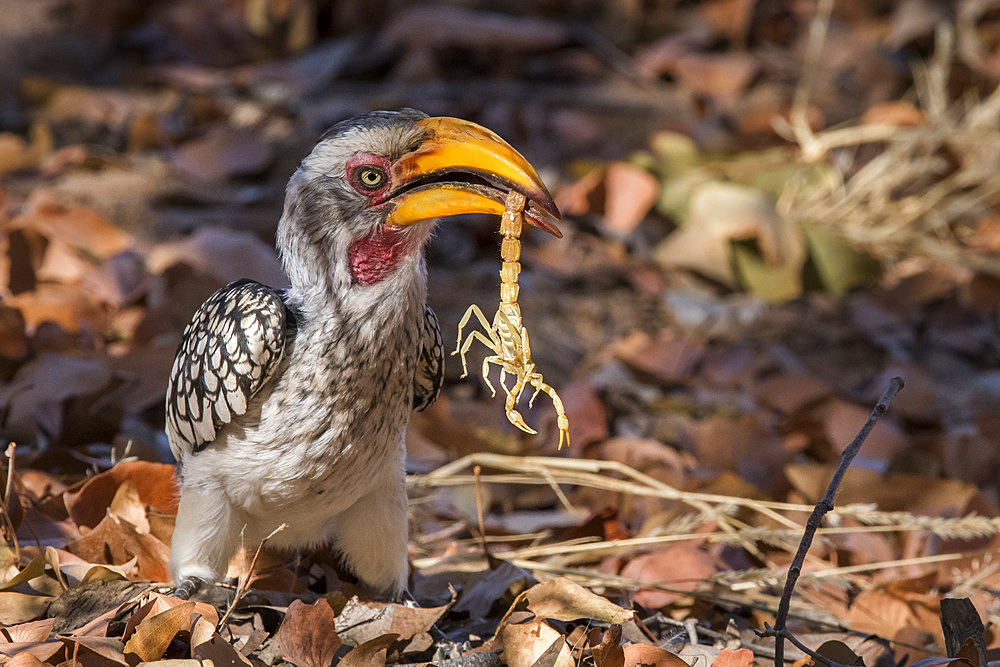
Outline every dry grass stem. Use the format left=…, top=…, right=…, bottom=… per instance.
left=217, top=522, right=287, bottom=630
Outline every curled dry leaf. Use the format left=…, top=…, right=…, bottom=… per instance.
left=522, top=577, right=635, bottom=625
left=123, top=601, right=196, bottom=662
left=502, top=619, right=573, bottom=667
left=65, top=461, right=179, bottom=530
left=847, top=576, right=944, bottom=648
left=654, top=181, right=804, bottom=291
left=275, top=599, right=341, bottom=667
left=335, top=594, right=453, bottom=647
left=621, top=642, right=690, bottom=667
left=337, top=633, right=399, bottom=667
left=65, top=512, right=171, bottom=582
left=591, top=624, right=625, bottom=667
left=109, top=480, right=151, bottom=534
left=815, top=640, right=864, bottom=666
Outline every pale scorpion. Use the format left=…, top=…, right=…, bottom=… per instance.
left=453, top=190, right=571, bottom=449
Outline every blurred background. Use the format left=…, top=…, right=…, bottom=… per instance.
left=1, top=0, right=1000, bottom=638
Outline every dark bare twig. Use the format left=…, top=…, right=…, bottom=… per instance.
left=757, top=377, right=904, bottom=666
left=472, top=465, right=492, bottom=561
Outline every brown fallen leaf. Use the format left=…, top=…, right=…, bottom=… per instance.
left=847, top=575, right=943, bottom=649
left=522, top=577, right=635, bottom=625
left=815, top=640, right=864, bottom=666
left=171, top=126, right=273, bottom=182
left=654, top=181, right=804, bottom=293
left=146, top=225, right=287, bottom=289
left=0, top=591, right=54, bottom=625
left=122, top=592, right=219, bottom=642
left=193, top=632, right=254, bottom=665
left=59, top=635, right=128, bottom=665
left=338, top=633, right=398, bottom=667
left=621, top=642, right=690, bottom=667
left=2, top=617, right=54, bottom=643
left=65, top=512, right=171, bottom=582
left=335, top=594, right=453, bottom=647
left=502, top=619, right=573, bottom=667
left=611, top=330, right=704, bottom=384
left=12, top=189, right=132, bottom=259
left=123, top=601, right=196, bottom=662
left=753, top=373, right=832, bottom=415
left=591, top=624, right=625, bottom=667
left=65, top=461, right=179, bottom=530
left=0, top=641, right=63, bottom=662
left=820, top=399, right=908, bottom=465
left=275, top=599, right=341, bottom=667
left=619, top=544, right=718, bottom=610
left=712, top=647, right=755, bottom=666
left=109, top=480, right=151, bottom=534
left=603, top=162, right=659, bottom=237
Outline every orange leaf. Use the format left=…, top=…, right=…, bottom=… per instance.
left=622, top=643, right=689, bottom=667
left=65, top=461, right=179, bottom=530
left=712, top=648, right=754, bottom=667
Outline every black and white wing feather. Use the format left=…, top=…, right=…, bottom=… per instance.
left=412, top=304, right=444, bottom=412
left=165, top=279, right=289, bottom=458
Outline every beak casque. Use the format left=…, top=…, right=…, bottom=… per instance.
left=385, top=117, right=562, bottom=237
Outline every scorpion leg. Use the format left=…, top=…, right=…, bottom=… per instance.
left=480, top=355, right=506, bottom=397
left=458, top=329, right=501, bottom=379
left=453, top=305, right=498, bottom=374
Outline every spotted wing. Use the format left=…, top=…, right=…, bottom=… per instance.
left=165, top=279, right=289, bottom=458
left=412, top=304, right=444, bottom=412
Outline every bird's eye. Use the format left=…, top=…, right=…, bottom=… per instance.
left=353, top=166, right=387, bottom=190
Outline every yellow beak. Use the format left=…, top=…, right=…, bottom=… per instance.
left=385, top=117, right=562, bottom=237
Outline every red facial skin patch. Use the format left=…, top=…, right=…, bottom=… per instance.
left=348, top=226, right=412, bottom=286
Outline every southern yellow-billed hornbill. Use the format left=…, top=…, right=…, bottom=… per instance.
left=165, top=110, right=561, bottom=599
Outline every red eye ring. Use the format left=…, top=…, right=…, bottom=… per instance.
left=345, top=153, right=393, bottom=199
left=352, top=165, right=387, bottom=191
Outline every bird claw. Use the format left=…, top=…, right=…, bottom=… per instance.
left=172, top=577, right=203, bottom=601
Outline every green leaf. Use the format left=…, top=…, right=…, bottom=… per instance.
left=732, top=240, right=804, bottom=303
left=804, top=226, right=879, bottom=294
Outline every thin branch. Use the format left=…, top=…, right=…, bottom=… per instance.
left=217, top=522, right=286, bottom=630
left=472, top=465, right=492, bottom=562
left=1, top=443, right=20, bottom=561
left=757, top=377, right=904, bottom=666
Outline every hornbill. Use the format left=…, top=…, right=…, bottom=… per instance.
left=165, top=110, right=561, bottom=599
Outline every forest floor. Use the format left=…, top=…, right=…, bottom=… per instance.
left=1, top=1, right=1000, bottom=665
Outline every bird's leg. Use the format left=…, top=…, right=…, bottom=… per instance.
left=169, top=483, right=242, bottom=595
left=327, top=463, right=409, bottom=598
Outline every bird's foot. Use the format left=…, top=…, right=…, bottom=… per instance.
left=171, top=577, right=204, bottom=600
left=400, top=588, right=420, bottom=608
